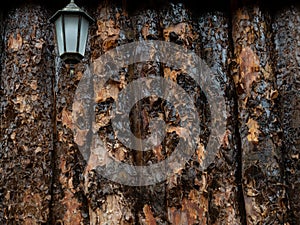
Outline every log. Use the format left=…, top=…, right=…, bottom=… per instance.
left=130, top=8, right=168, bottom=224
left=199, top=11, right=244, bottom=224
left=49, top=6, right=91, bottom=225
left=160, top=3, right=209, bottom=224
left=85, top=2, right=136, bottom=224
left=273, top=5, right=300, bottom=225
left=231, top=3, right=286, bottom=224
left=0, top=5, right=54, bottom=224
left=1, top=1, right=300, bottom=224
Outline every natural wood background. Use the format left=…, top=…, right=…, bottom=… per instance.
left=0, top=0, right=299, bottom=224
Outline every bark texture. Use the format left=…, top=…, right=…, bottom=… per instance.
left=199, top=11, right=244, bottom=225
left=0, top=5, right=54, bottom=224
left=0, top=1, right=299, bottom=225
left=273, top=6, right=300, bottom=225
left=231, top=5, right=286, bottom=224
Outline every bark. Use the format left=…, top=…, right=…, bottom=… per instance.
left=85, top=2, right=136, bottom=224
left=198, top=11, right=244, bottom=225
left=0, top=6, right=5, bottom=223
left=159, top=3, right=210, bottom=224
left=0, top=4, right=54, bottom=224
left=130, top=9, right=168, bottom=224
left=273, top=6, right=300, bottom=225
left=1, top=1, right=300, bottom=224
left=231, top=4, right=286, bottom=224
left=49, top=4, right=93, bottom=224
left=50, top=53, right=90, bottom=224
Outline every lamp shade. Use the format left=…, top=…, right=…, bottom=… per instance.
left=50, top=0, right=94, bottom=64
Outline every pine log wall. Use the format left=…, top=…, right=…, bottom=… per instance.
left=0, top=0, right=299, bottom=224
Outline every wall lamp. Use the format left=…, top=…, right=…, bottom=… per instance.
left=50, top=0, right=94, bottom=74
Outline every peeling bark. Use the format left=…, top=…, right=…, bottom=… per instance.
left=130, top=8, right=168, bottom=224
left=231, top=4, right=286, bottom=224
left=86, top=2, right=136, bottom=224
left=0, top=8, right=4, bottom=222
left=0, top=5, right=54, bottom=224
left=199, top=11, right=243, bottom=225
left=273, top=6, right=300, bottom=225
left=160, top=3, right=209, bottom=225
left=50, top=10, right=91, bottom=225
left=1, top=1, right=300, bottom=224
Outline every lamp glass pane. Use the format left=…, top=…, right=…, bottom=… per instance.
left=79, top=17, right=89, bottom=56
left=54, top=16, right=64, bottom=56
left=64, top=14, right=79, bottom=53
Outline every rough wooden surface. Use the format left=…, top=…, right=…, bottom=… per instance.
left=49, top=42, right=90, bottom=224
left=273, top=6, right=300, bottom=225
left=0, top=1, right=299, bottom=225
left=199, top=11, right=244, bottom=225
left=87, top=3, right=136, bottom=224
left=160, top=4, right=206, bottom=225
left=0, top=5, right=54, bottom=224
left=131, top=8, right=168, bottom=224
left=231, top=5, right=286, bottom=224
